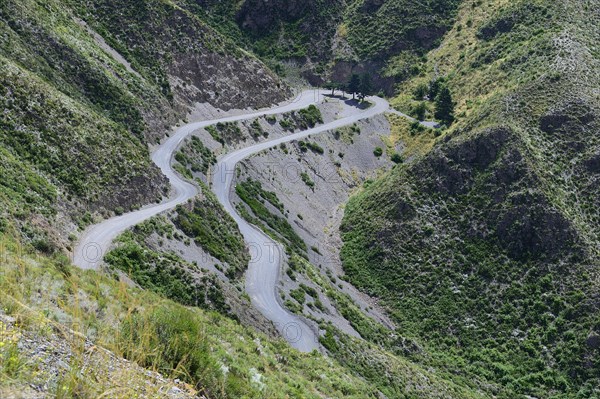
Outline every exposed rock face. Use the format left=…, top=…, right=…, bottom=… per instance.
left=169, top=52, right=288, bottom=112
left=330, top=60, right=396, bottom=96
left=416, top=127, right=512, bottom=196
left=236, top=0, right=311, bottom=31
left=228, top=0, right=460, bottom=94
left=494, top=192, right=576, bottom=260
left=587, top=334, right=600, bottom=349
left=539, top=100, right=595, bottom=136
left=360, top=0, right=385, bottom=13
left=80, top=0, right=291, bottom=140
left=367, top=125, right=582, bottom=265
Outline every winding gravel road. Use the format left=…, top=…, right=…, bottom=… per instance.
left=74, top=89, right=389, bottom=352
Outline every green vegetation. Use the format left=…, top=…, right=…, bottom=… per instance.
left=343, top=73, right=373, bottom=101
left=287, top=254, right=486, bottom=399
left=347, top=74, right=361, bottom=100
left=391, top=153, right=403, bottom=164
left=342, top=1, right=600, bottom=397
left=236, top=179, right=306, bottom=254
left=4, top=0, right=600, bottom=397
left=433, top=86, right=455, bottom=126
left=298, top=141, right=324, bottom=154
left=206, top=122, right=244, bottom=145
left=289, top=288, right=306, bottom=305
left=166, top=0, right=464, bottom=95
left=175, top=136, right=217, bottom=176
left=358, top=74, right=373, bottom=100
left=0, top=231, right=411, bottom=399
left=0, top=44, right=163, bottom=231
left=106, top=226, right=230, bottom=314
left=412, top=83, right=428, bottom=100
left=345, top=0, right=460, bottom=60
left=412, top=101, right=428, bottom=121
left=236, top=179, right=284, bottom=213
left=298, top=105, right=323, bottom=127
left=280, top=105, right=323, bottom=132
left=300, top=172, right=315, bottom=189
left=332, top=124, right=362, bottom=146
left=0, top=0, right=287, bottom=253
left=202, top=0, right=344, bottom=63
left=249, top=119, right=268, bottom=138
left=373, top=147, right=383, bottom=157
left=175, top=183, right=250, bottom=277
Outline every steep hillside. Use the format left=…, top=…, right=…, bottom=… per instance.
left=192, top=0, right=462, bottom=92
left=332, top=0, right=461, bottom=92
left=341, top=0, right=600, bottom=397
left=0, top=0, right=287, bottom=250
left=0, top=228, right=489, bottom=399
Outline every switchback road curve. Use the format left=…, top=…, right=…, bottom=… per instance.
left=74, top=89, right=389, bottom=352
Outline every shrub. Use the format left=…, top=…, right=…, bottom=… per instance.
left=373, top=147, right=383, bottom=157
left=279, top=119, right=294, bottom=131
left=175, top=186, right=249, bottom=276
left=409, top=121, right=426, bottom=135
left=118, top=304, right=253, bottom=395
left=187, top=136, right=217, bottom=173
left=236, top=180, right=306, bottom=254
left=299, top=141, right=324, bottom=154
left=32, top=237, right=53, bottom=254
left=290, top=288, right=306, bottom=304
left=301, top=172, right=315, bottom=189
left=298, top=105, right=323, bottom=127
left=391, top=153, right=403, bottom=164
left=413, top=83, right=428, bottom=100
left=412, top=102, right=428, bottom=121
left=249, top=119, right=266, bottom=138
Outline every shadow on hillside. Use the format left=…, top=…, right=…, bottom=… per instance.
left=323, top=94, right=372, bottom=109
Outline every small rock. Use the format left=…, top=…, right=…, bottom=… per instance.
left=170, top=386, right=183, bottom=394
left=586, top=334, right=600, bottom=349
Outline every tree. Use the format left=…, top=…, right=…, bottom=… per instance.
left=413, top=83, right=428, bottom=100
left=434, top=86, right=455, bottom=125
left=428, top=77, right=446, bottom=100
left=391, top=153, right=403, bottom=164
left=324, top=82, right=336, bottom=96
left=358, top=73, right=373, bottom=101
left=347, top=74, right=361, bottom=100
left=413, top=101, right=427, bottom=121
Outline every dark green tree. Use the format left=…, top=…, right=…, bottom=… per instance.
left=324, top=82, right=336, bottom=96
left=359, top=73, right=373, bottom=101
left=428, top=77, right=446, bottom=100
left=347, top=73, right=361, bottom=100
left=413, top=102, right=427, bottom=121
left=434, top=86, right=455, bottom=125
left=413, top=83, right=428, bottom=100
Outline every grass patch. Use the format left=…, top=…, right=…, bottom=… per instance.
left=235, top=179, right=306, bottom=254
left=175, top=136, right=217, bottom=176
left=175, top=182, right=250, bottom=277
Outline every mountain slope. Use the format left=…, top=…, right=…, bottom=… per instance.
left=340, top=0, right=600, bottom=397
left=0, top=0, right=287, bottom=250
left=0, top=227, right=490, bottom=399
left=192, top=0, right=462, bottom=92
